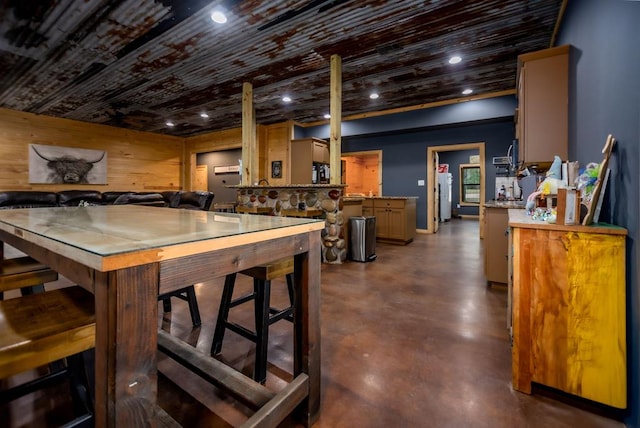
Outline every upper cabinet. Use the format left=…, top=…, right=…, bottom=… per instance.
left=516, top=45, right=570, bottom=164
left=290, top=138, right=329, bottom=184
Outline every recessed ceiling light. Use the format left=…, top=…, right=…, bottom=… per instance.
left=210, top=11, right=227, bottom=24
left=200, top=112, right=209, bottom=118
left=462, top=88, right=473, bottom=95
left=166, top=121, right=175, bottom=127
left=369, top=93, right=379, bottom=100
left=324, top=114, right=331, bottom=119
left=282, top=96, right=292, bottom=103
left=449, top=55, right=462, bottom=64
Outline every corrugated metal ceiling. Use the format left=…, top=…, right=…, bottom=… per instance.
left=0, top=0, right=564, bottom=136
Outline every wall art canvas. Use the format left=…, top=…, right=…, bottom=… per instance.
left=29, top=144, right=107, bottom=184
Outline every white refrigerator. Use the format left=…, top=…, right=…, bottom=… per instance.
left=438, top=173, right=452, bottom=222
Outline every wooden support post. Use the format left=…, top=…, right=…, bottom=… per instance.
left=329, top=54, right=342, bottom=185
left=242, top=82, right=257, bottom=186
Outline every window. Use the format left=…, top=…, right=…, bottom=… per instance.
left=459, top=164, right=480, bottom=205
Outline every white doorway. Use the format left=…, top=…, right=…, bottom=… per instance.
left=426, top=143, right=485, bottom=235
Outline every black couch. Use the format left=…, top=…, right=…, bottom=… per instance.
left=0, top=190, right=214, bottom=211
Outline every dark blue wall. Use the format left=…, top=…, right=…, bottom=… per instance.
left=299, top=97, right=516, bottom=230
left=298, top=95, right=516, bottom=138
left=557, top=1, right=640, bottom=425
left=337, top=119, right=513, bottom=229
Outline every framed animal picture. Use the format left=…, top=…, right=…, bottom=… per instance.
left=29, top=144, right=108, bottom=184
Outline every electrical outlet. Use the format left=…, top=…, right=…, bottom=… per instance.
left=457, top=204, right=461, bottom=208
left=418, top=180, right=425, bottom=186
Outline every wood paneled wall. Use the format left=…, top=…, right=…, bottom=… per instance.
left=0, top=108, right=183, bottom=192
left=263, top=121, right=293, bottom=186
left=0, top=107, right=297, bottom=193
left=183, top=127, right=243, bottom=191
left=182, top=122, right=293, bottom=190
left=342, top=154, right=380, bottom=195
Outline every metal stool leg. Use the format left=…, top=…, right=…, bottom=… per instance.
left=253, top=278, right=271, bottom=384
left=185, top=286, right=201, bottom=327
left=211, top=273, right=237, bottom=355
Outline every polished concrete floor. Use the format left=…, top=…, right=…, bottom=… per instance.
left=0, top=219, right=626, bottom=427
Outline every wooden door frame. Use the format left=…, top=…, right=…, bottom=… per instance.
left=426, top=142, right=485, bottom=234
left=341, top=150, right=383, bottom=196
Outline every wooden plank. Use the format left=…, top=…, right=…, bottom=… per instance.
left=0, top=215, right=323, bottom=273
left=281, top=209, right=323, bottom=218
left=292, top=232, right=321, bottom=425
left=94, top=265, right=159, bottom=427
left=241, top=374, right=309, bottom=428
left=0, top=256, right=58, bottom=291
left=0, top=233, right=94, bottom=292
left=0, top=286, right=95, bottom=378
left=0, top=108, right=182, bottom=192
left=330, top=54, right=342, bottom=185
left=511, top=227, right=532, bottom=393
left=159, top=234, right=310, bottom=294
left=157, top=330, right=275, bottom=409
left=508, top=208, right=627, bottom=235
left=242, top=82, right=256, bottom=186
left=157, top=406, right=182, bottom=428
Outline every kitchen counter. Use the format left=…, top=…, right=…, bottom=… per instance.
left=484, top=200, right=526, bottom=209
left=363, top=196, right=418, bottom=200
left=231, top=184, right=346, bottom=189
left=508, top=209, right=626, bottom=234
left=232, top=184, right=349, bottom=264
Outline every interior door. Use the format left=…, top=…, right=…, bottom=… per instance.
left=195, top=165, right=208, bottom=191
left=433, top=152, right=439, bottom=233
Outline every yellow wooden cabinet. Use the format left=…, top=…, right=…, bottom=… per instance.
left=290, top=138, right=329, bottom=184
left=517, top=45, right=569, bottom=163
left=484, top=206, right=509, bottom=285
left=509, top=210, right=627, bottom=408
left=371, top=197, right=416, bottom=245
left=361, top=198, right=374, bottom=217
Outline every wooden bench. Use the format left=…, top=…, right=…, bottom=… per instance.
left=0, top=256, right=58, bottom=299
left=0, top=286, right=96, bottom=426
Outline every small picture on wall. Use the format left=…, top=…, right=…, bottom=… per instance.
left=271, top=160, right=282, bottom=178
left=29, top=144, right=108, bottom=184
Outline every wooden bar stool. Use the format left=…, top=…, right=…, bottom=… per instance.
left=211, top=258, right=295, bottom=384
left=0, top=286, right=96, bottom=427
left=0, top=256, right=58, bottom=300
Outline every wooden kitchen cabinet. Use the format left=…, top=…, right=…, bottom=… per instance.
left=371, top=197, right=416, bottom=245
left=517, top=45, right=569, bottom=163
left=361, top=198, right=373, bottom=217
left=509, top=210, right=627, bottom=408
left=484, top=206, right=509, bottom=285
left=290, top=138, right=330, bottom=184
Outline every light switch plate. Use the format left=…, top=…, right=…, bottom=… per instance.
left=418, top=180, right=425, bottom=186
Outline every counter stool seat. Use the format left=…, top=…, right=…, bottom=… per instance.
left=0, top=286, right=95, bottom=427
left=0, top=256, right=58, bottom=300
left=211, top=258, right=295, bottom=384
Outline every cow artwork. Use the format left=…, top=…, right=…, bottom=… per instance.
left=29, top=144, right=107, bottom=184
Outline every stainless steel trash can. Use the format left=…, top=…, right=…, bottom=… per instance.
left=350, top=216, right=376, bottom=262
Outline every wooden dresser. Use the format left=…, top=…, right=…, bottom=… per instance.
left=508, top=210, right=627, bottom=408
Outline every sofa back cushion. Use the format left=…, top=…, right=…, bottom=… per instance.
left=176, top=191, right=214, bottom=210
left=57, top=190, right=103, bottom=206
left=0, top=191, right=58, bottom=209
